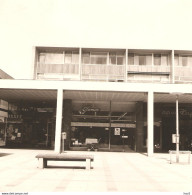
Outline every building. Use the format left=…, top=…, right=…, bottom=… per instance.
left=1, top=46, right=192, bottom=155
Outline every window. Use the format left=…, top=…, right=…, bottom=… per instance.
left=109, top=53, right=116, bottom=65
left=139, top=55, right=146, bottom=65
left=154, top=54, right=161, bottom=65
left=82, top=53, right=90, bottom=64
left=138, top=54, right=152, bottom=65
left=182, top=56, right=188, bottom=66
left=65, top=51, right=72, bottom=63
left=161, top=55, right=168, bottom=65
left=174, top=54, right=179, bottom=66
left=90, top=52, right=107, bottom=64
left=128, top=53, right=134, bottom=65
left=72, top=51, right=79, bottom=64
left=154, top=54, right=168, bottom=66
left=117, top=54, right=124, bottom=65
left=43, top=53, right=63, bottom=64
left=109, top=52, right=124, bottom=65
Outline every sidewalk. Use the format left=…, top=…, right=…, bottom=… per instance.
left=0, top=148, right=192, bottom=192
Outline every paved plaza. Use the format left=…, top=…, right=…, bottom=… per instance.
left=0, top=148, right=192, bottom=192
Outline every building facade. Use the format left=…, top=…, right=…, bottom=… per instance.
left=1, top=46, right=192, bottom=155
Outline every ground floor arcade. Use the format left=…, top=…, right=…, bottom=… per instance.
left=0, top=80, right=192, bottom=155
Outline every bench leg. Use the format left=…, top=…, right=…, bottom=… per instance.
left=38, top=158, right=47, bottom=168
left=86, top=159, right=91, bottom=170
left=38, top=158, right=44, bottom=169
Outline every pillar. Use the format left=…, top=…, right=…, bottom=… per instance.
left=171, top=50, right=175, bottom=84
left=54, top=88, right=63, bottom=153
left=62, top=99, right=72, bottom=150
left=147, top=91, right=154, bottom=156
left=135, top=102, right=144, bottom=152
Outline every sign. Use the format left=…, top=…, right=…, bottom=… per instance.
left=172, top=134, right=179, bottom=143
left=114, top=128, right=120, bottom=135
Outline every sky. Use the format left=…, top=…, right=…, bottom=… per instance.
left=1, top=0, right=192, bottom=79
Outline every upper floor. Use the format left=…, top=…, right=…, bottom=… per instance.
left=33, top=47, right=192, bottom=84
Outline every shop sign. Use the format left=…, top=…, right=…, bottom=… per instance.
left=162, top=108, right=192, bottom=119
left=0, top=110, right=8, bottom=118
left=79, top=104, right=100, bottom=114
left=114, top=128, right=120, bottom=135
left=7, top=114, right=23, bottom=123
left=0, top=99, right=8, bottom=110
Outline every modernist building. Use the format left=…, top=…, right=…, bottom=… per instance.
left=1, top=46, right=192, bottom=156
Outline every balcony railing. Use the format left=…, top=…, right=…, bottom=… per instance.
left=37, top=63, right=79, bottom=74
left=127, top=65, right=171, bottom=73
left=81, top=64, right=125, bottom=81
left=175, top=66, right=192, bottom=83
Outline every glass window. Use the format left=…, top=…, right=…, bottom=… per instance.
left=117, top=54, right=124, bottom=65
left=39, top=53, right=45, bottom=63
left=128, top=53, right=134, bottom=65
left=91, top=52, right=107, bottom=64
left=146, top=55, right=152, bottom=65
left=174, top=54, right=179, bottom=66
left=109, top=53, right=116, bottom=65
left=154, top=54, right=161, bottom=65
left=182, top=56, right=188, bottom=66
left=161, top=54, right=168, bottom=65
left=72, top=51, right=79, bottom=64
left=65, top=51, right=72, bottom=63
left=44, top=53, right=63, bottom=64
left=139, top=55, right=146, bottom=65
left=82, top=53, right=90, bottom=64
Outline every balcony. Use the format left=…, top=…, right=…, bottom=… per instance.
left=36, top=63, right=79, bottom=80
left=175, top=66, right=192, bottom=83
left=127, top=65, right=170, bottom=74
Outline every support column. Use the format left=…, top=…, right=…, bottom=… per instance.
left=147, top=90, right=154, bottom=156
left=63, top=99, right=72, bottom=150
left=54, top=88, right=63, bottom=153
left=135, top=102, right=144, bottom=152
left=171, top=50, right=175, bottom=84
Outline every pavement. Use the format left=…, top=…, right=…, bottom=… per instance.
left=0, top=148, right=192, bottom=193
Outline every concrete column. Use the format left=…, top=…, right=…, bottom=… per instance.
left=171, top=50, right=175, bottom=84
left=125, top=49, right=128, bottom=82
left=79, top=48, right=82, bottom=80
left=147, top=90, right=154, bottom=156
left=54, top=88, right=63, bottom=153
left=136, top=102, right=144, bottom=152
left=63, top=99, right=72, bottom=150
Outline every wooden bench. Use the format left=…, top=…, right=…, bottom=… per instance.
left=169, top=150, right=191, bottom=164
left=35, top=153, right=94, bottom=170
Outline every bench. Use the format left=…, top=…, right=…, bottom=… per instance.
left=169, top=150, right=191, bottom=164
left=35, top=153, right=94, bottom=170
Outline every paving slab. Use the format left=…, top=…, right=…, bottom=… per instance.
left=0, top=148, right=192, bottom=192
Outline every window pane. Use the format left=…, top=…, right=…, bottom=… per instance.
left=72, top=52, right=79, bottom=64
left=128, top=53, right=134, bottom=65
left=188, top=56, right=192, bottom=65
left=139, top=55, right=145, bottom=65
left=161, top=54, right=168, bottom=65
left=109, top=53, right=116, bottom=65
left=182, top=56, right=188, bottom=66
left=91, top=52, right=107, bottom=64
left=154, top=54, right=161, bottom=65
left=82, top=53, right=90, bottom=64
left=146, top=55, right=152, bottom=65
left=39, top=53, right=45, bottom=63
left=174, top=55, right=179, bottom=66
left=117, top=56, right=124, bottom=65
left=65, top=52, right=72, bottom=63
left=45, top=53, right=63, bottom=64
